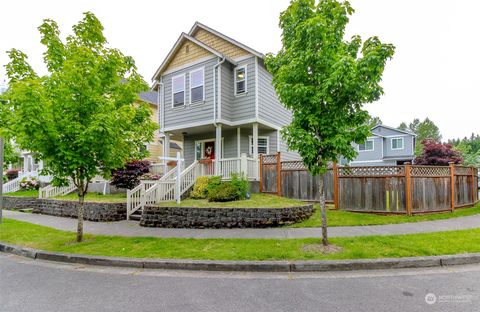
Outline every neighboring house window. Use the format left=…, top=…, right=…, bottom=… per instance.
left=391, top=137, right=404, bottom=150
left=249, top=136, right=269, bottom=155
left=358, top=139, right=374, bottom=151
left=172, top=74, right=185, bottom=107
left=234, top=66, right=247, bottom=95
left=190, top=68, right=204, bottom=103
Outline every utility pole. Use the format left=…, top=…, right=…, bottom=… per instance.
left=0, top=136, right=3, bottom=224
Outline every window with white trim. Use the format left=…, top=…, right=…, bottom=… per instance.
left=234, top=66, right=247, bottom=95
left=358, top=140, right=374, bottom=151
left=190, top=68, right=204, bottom=103
left=172, top=74, right=185, bottom=107
left=249, top=136, right=269, bottom=155
left=391, top=137, right=404, bottom=150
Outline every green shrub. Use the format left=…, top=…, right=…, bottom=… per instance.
left=206, top=175, right=222, bottom=193
left=230, top=173, right=249, bottom=199
left=207, top=182, right=239, bottom=202
left=190, top=176, right=211, bottom=199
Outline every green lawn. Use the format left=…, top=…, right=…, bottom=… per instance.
left=53, top=192, right=127, bottom=203
left=6, top=190, right=39, bottom=197
left=289, top=203, right=480, bottom=228
left=159, top=193, right=303, bottom=208
left=1, top=218, right=480, bottom=261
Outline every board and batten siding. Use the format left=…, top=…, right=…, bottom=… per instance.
left=163, top=58, right=217, bottom=129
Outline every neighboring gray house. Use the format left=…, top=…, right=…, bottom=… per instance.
left=346, top=125, right=416, bottom=166
left=151, top=22, right=299, bottom=180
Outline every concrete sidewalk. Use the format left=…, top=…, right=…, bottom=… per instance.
left=3, top=209, right=480, bottom=239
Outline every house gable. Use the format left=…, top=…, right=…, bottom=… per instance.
left=163, top=39, right=213, bottom=73
left=191, top=28, right=251, bottom=60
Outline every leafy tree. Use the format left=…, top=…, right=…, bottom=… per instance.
left=110, top=160, right=151, bottom=190
left=408, top=118, right=420, bottom=134
left=397, top=122, right=408, bottom=131
left=414, top=140, right=462, bottom=166
left=2, top=12, right=157, bottom=242
left=415, top=118, right=441, bottom=155
left=3, top=140, right=19, bottom=169
left=454, top=142, right=480, bottom=167
left=265, top=0, right=394, bottom=246
left=366, top=115, right=382, bottom=128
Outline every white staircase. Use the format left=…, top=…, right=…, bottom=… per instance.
left=38, top=179, right=77, bottom=199
left=126, top=159, right=200, bottom=220
left=2, top=171, right=39, bottom=194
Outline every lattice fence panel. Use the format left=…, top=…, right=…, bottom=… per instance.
left=338, top=166, right=405, bottom=177
left=454, top=166, right=473, bottom=176
left=262, top=154, right=278, bottom=165
left=281, top=161, right=306, bottom=171
left=410, top=166, right=450, bottom=177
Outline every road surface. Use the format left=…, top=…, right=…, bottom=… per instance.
left=0, top=253, right=478, bottom=312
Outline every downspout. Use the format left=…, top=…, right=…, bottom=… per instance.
left=212, top=56, right=226, bottom=126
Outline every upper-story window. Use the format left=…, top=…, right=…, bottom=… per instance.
left=172, top=74, right=185, bottom=107
left=358, top=139, right=374, bottom=151
left=234, top=66, right=247, bottom=95
left=391, top=137, right=404, bottom=150
left=190, top=68, right=204, bottom=103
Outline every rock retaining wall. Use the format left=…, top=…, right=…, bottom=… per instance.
left=3, top=196, right=126, bottom=222
left=140, top=204, right=313, bottom=228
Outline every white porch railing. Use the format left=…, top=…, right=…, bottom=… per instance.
left=38, top=180, right=77, bottom=199
left=198, top=154, right=258, bottom=180
left=2, top=171, right=39, bottom=194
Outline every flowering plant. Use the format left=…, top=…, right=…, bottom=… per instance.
left=19, top=176, right=40, bottom=190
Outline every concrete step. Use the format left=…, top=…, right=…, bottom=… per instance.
left=129, top=212, right=142, bottom=221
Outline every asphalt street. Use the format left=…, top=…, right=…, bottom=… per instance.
left=1, top=253, right=479, bottom=312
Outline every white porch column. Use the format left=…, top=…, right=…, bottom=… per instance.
left=252, top=122, right=259, bottom=180
left=22, top=154, right=28, bottom=173
left=175, top=151, right=182, bottom=204
left=215, top=124, right=222, bottom=176
left=163, top=133, right=170, bottom=174
left=237, top=127, right=241, bottom=158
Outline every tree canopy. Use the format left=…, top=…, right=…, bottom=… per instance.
left=1, top=12, right=157, bottom=241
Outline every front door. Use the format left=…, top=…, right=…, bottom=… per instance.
left=204, top=141, right=215, bottom=159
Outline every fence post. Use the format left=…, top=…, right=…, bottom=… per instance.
left=276, top=152, right=282, bottom=196
left=405, top=162, right=412, bottom=216
left=450, top=162, right=455, bottom=211
left=259, top=154, right=263, bottom=193
left=471, top=166, right=476, bottom=205
left=333, top=162, right=339, bottom=209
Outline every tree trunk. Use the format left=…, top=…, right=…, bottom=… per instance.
left=319, top=174, right=328, bottom=246
left=76, top=182, right=85, bottom=243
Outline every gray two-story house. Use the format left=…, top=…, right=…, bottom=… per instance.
left=347, top=125, right=416, bottom=166
left=151, top=22, right=299, bottom=179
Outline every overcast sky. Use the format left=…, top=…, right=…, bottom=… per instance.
left=1, top=0, right=478, bottom=140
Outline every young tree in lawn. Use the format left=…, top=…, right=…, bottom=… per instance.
left=2, top=12, right=157, bottom=242
left=414, top=140, right=462, bottom=166
left=266, top=0, right=394, bottom=246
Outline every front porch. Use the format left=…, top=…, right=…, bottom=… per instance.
left=161, top=121, right=280, bottom=180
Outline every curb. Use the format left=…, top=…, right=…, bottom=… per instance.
left=2, top=242, right=480, bottom=272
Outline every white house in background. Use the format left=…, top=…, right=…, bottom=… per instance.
left=345, top=125, right=416, bottom=166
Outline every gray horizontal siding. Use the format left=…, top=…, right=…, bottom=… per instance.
left=353, top=137, right=383, bottom=162
left=163, top=58, right=217, bottom=129
left=220, top=62, right=234, bottom=121
left=384, top=135, right=415, bottom=158
left=230, top=57, right=256, bottom=122
left=257, top=62, right=292, bottom=127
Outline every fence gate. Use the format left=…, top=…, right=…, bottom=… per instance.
left=259, top=153, right=281, bottom=195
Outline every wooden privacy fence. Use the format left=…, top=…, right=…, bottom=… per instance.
left=260, top=153, right=479, bottom=214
